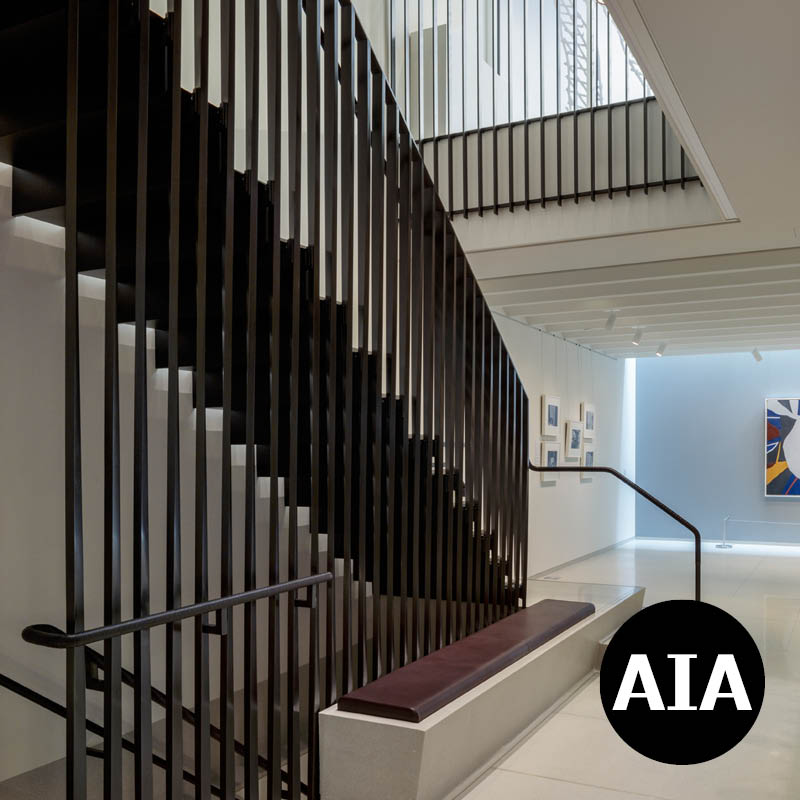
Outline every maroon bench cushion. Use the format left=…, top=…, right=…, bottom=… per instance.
left=337, top=599, right=595, bottom=722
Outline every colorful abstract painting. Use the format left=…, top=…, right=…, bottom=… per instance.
left=765, top=399, right=800, bottom=497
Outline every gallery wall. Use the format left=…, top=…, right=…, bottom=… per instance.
left=636, top=350, right=800, bottom=543
left=494, top=314, right=636, bottom=576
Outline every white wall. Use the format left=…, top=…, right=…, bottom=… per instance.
left=493, top=314, right=636, bottom=575
left=636, top=350, right=800, bottom=543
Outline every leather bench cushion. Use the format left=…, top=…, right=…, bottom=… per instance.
left=337, top=598, right=595, bottom=722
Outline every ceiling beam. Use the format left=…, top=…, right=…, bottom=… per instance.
left=501, top=284, right=800, bottom=316
left=478, top=247, right=800, bottom=296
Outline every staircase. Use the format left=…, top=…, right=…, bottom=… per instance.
left=0, top=1, right=529, bottom=798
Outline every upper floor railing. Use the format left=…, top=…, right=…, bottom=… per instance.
left=386, top=0, right=700, bottom=215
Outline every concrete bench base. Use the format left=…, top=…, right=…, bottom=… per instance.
left=319, top=586, right=644, bottom=800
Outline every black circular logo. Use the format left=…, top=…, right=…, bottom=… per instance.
left=599, top=600, right=764, bottom=764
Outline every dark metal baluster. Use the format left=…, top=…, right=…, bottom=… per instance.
left=508, top=0, right=514, bottom=211
left=479, top=306, right=489, bottom=625
left=502, top=351, right=512, bottom=614
left=447, top=0, right=454, bottom=218
left=462, top=0, right=468, bottom=218
left=306, top=0, right=322, bottom=793
left=219, top=0, right=236, bottom=796
left=371, top=66, right=386, bottom=679
left=422, top=183, right=435, bottom=655
left=417, top=0, right=423, bottom=141
left=661, top=111, right=667, bottom=191
left=194, top=2, right=212, bottom=796
left=433, top=0, right=439, bottom=189
left=556, top=0, right=562, bottom=205
left=410, top=148, right=423, bottom=660
left=539, top=0, right=545, bottom=207
left=323, top=0, right=340, bottom=708
left=643, top=81, right=649, bottom=193
left=680, top=145, right=686, bottom=189
left=454, top=249, right=466, bottom=637
left=165, top=2, right=184, bottom=797
left=522, top=392, right=529, bottom=606
left=341, top=4, right=356, bottom=692
left=65, top=1, right=86, bottom=797
left=397, top=123, right=412, bottom=665
left=444, top=230, right=455, bottom=641
left=287, top=0, right=303, bottom=793
left=607, top=6, right=612, bottom=198
left=476, top=0, right=483, bottom=216
left=624, top=42, right=630, bottom=196
left=490, top=327, right=500, bottom=622
left=355, top=29, right=371, bottom=689
left=434, top=217, right=446, bottom=649
left=266, top=0, right=283, bottom=794
left=493, top=328, right=503, bottom=622
left=492, top=0, right=498, bottom=214
left=134, top=1, right=153, bottom=796
left=524, top=0, right=530, bottom=210
left=385, top=97, right=399, bottom=673
left=572, top=0, right=578, bottom=203
left=103, top=0, right=122, bottom=795
left=590, top=0, right=595, bottom=201
left=465, top=277, right=476, bottom=634
left=514, top=374, right=524, bottom=608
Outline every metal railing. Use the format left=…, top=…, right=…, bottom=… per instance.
left=529, top=462, right=701, bottom=601
left=389, top=0, right=700, bottom=215
left=5, top=573, right=331, bottom=798
left=8, top=1, right=530, bottom=798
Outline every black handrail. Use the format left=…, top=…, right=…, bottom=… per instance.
left=22, top=572, right=333, bottom=649
left=529, top=463, right=701, bottom=601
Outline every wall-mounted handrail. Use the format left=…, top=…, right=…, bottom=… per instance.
left=529, top=462, right=701, bottom=601
left=22, top=572, right=333, bottom=649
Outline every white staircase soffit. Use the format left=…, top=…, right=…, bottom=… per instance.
left=607, top=0, right=738, bottom=221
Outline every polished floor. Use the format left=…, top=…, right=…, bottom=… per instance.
left=458, top=538, right=800, bottom=800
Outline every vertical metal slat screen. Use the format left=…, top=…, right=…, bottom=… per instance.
left=38, top=1, right=531, bottom=798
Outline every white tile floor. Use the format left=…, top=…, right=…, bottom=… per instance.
left=458, top=538, right=800, bottom=800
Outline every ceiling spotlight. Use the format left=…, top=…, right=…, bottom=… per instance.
left=656, top=343, right=667, bottom=357
left=752, top=348, right=763, bottom=362
left=605, top=310, right=617, bottom=331
left=632, top=329, right=642, bottom=346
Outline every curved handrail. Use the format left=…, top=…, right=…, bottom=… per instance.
left=22, top=572, right=333, bottom=649
left=529, top=463, right=701, bottom=601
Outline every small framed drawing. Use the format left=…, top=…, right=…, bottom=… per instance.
left=541, top=395, right=561, bottom=438
left=540, top=441, right=560, bottom=485
left=581, top=402, right=596, bottom=440
left=565, top=420, right=583, bottom=460
left=581, top=445, right=595, bottom=481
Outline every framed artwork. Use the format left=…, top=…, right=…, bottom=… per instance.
left=581, top=402, right=596, bottom=440
left=540, top=441, right=560, bottom=486
left=581, top=445, right=596, bottom=481
left=564, top=420, right=583, bottom=460
left=541, top=395, right=561, bottom=438
left=765, top=398, right=800, bottom=497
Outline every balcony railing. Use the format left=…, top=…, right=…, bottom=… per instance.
left=388, top=0, right=700, bottom=215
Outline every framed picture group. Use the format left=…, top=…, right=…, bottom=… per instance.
left=539, top=395, right=597, bottom=485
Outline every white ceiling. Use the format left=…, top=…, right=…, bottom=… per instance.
left=467, top=0, right=800, bottom=358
